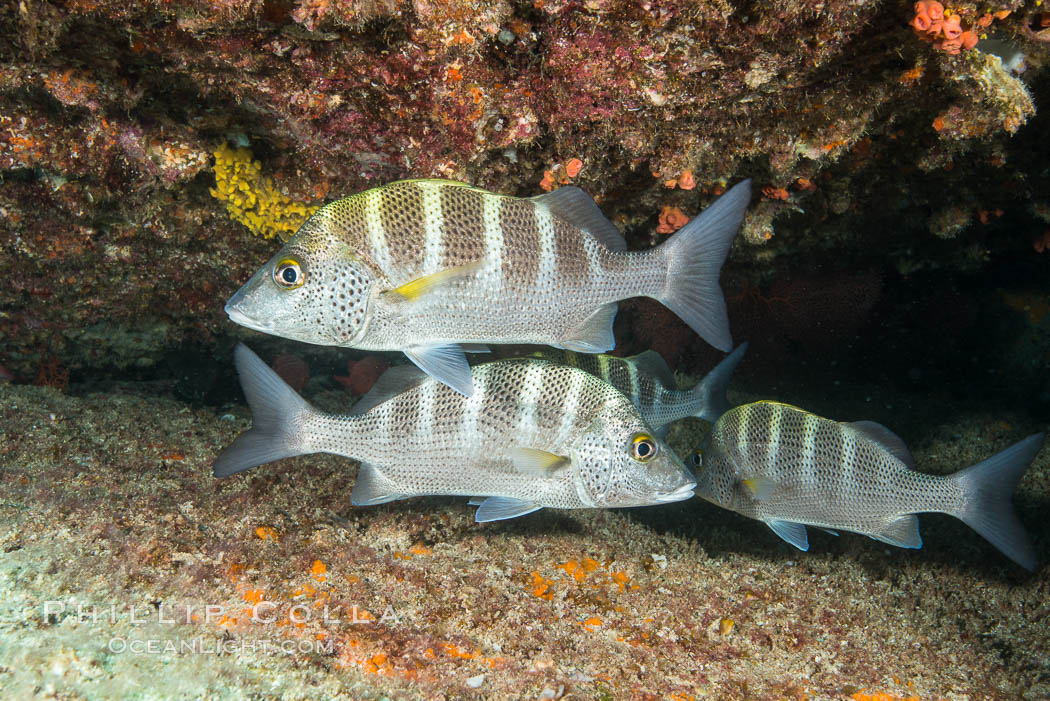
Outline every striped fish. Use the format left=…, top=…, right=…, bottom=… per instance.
left=533, top=343, right=747, bottom=430
left=213, top=344, right=696, bottom=522
left=224, top=178, right=751, bottom=396
left=694, top=401, right=1044, bottom=570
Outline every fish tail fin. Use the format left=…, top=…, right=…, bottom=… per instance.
left=213, top=344, right=317, bottom=477
left=654, top=179, right=751, bottom=352
left=690, top=342, right=748, bottom=423
left=950, top=433, right=1043, bottom=571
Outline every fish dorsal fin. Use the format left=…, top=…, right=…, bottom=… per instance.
left=532, top=186, right=626, bottom=252
left=870, top=514, right=922, bottom=549
left=351, top=462, right=406, bottom=505
left=766, top=519, right=810, bottom=551
left=381, top=261, right=483, bottom=302
left=740, top=474, right=776, bottom=501
left=510, top=448, right=571, bottom=476
left=474, top=496, right=543, bottom=522
left=626, top=350, right=677, bottom=388
left=847, top=420, right=914, bottom=467
left=404, top=344, right=473, bottom=397
left=557, top=302, right=617, bottom=353
left=350, top=364, right=428, bottom=415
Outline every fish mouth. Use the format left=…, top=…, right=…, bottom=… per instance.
left=653, top=481, right=696, bottom=504
left=224, top=300, right=273, bottom=333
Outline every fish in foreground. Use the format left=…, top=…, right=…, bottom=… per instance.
left=224, top=178, right=751, bottom=396
left=214, top=344, right=696, bottom=522
left=693, top=400, right=1044, bottom=570
left=535, top=342, right=747, bottom=430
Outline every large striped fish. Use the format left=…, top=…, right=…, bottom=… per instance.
left=213, top=344, right=696, bottom=521
left=223, top=178, right=751, bottom=396
left=694, top=401, right=1044, bottom=570
left=534, top=343, right=747, bottom=430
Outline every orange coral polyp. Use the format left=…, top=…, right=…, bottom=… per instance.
left=941, top=14, right=962, bottom=40
left=910, top=2, right=979, bottom=54
left=911, top=2, right=932, bottom=31
left=935, top=36, right=963, bottom=54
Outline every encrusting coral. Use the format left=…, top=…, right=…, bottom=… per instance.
left=210, top=144, right=319, bottom=242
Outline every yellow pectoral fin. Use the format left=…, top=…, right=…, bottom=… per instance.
left=509, top=448, right=571, bottom=476
left=382, top=261, right=482, bottom=303
left=740, top=475, right=775, bottom=501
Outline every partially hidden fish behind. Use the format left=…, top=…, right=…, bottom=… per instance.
left=213, top=344, right=696, bottom=522
left=693, top=400, right=1044, bottom=571
left=223, top=178, right=752, bottom=396
left=533, top=343, right=747, bottom=430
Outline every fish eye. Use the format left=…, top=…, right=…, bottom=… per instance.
left=273, top=258, right=304, bottom=289
left=630, top=433, right=658, bottom=462
left=690, top=450, right=703, bottom=470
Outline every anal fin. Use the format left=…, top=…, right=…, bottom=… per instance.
left=870, top=515, right=922, bottom=549
left=558, top=303, right=617, bottom=353
left=351, top=463, right=406, bottom=506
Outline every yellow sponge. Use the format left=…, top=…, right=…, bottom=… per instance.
left=209, top=143, right=319, bottom=241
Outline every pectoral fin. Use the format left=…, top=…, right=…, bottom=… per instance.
left=740, top=475, right=776, bottom=501
left=404, top=344, right=473, bottom=397
left=474, top=497, right=543, bottom=522
left=766, top=519, right=810, bottom=551
left=509, top=448, right=570, bottom=476
left=382, top=261, right=482, bottom=302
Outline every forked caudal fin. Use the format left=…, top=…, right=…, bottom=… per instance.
left=655, top=179, right=751, bottom=352
left=213, top=344, right=316, bottom=477
left=950, top=432, right=1044, bottom=571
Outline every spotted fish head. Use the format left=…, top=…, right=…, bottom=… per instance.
left=691, top=432, right=742, bottom=509
left=573, top=404, right=695, bottom=508
left=225, top=221, right=378, bottom=346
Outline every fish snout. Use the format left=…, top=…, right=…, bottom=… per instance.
left=653, top=474, right=697, bottom=504
left=224, top=292, right=275, bottom=334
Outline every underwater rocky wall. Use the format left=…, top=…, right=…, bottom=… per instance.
left=0, top=0, right=1048, bottom=399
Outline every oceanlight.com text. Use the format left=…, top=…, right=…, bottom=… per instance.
left=107, top=636, right=334, bottom=656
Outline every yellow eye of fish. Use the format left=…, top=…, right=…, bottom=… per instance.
left=630, top=433, right=658, bottom=462
left=273, top=258, right=304, bottom=289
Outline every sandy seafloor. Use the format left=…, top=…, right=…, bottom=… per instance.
left=2, top=356, right=1048, bottom=701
